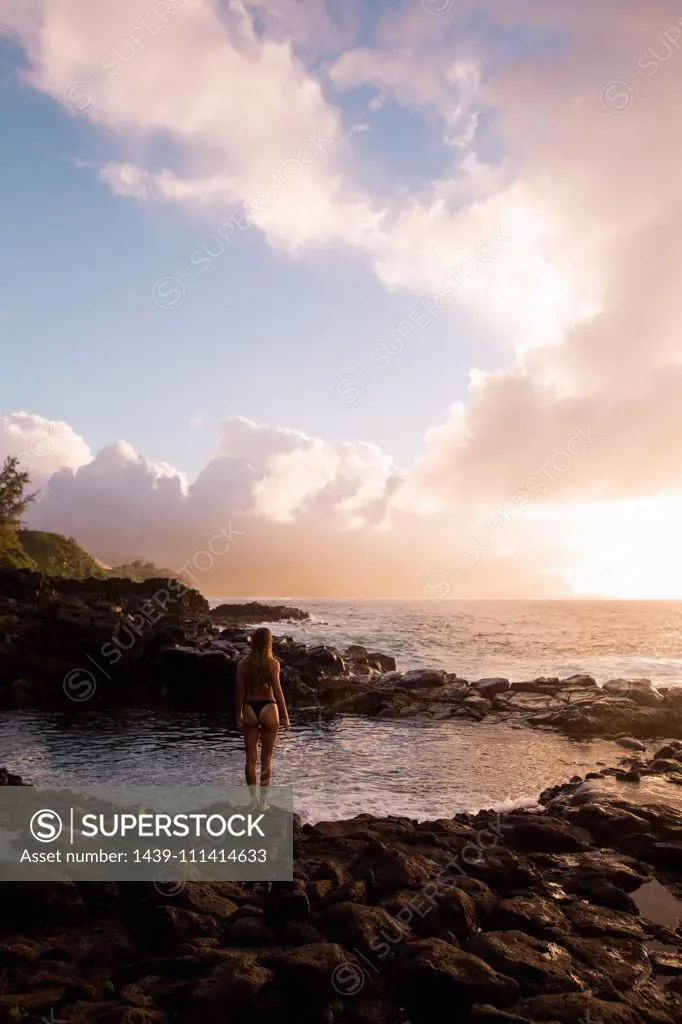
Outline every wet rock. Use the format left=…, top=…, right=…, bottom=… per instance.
left=486, top=895, right=570, bottom=940
left=649, top=950, right=682, bottom=974
left=210, top=602, right=309, bottom=622
left=397, top=937, right=519, bottom=1022
left=515, top=992, right=641, bottom=1023
left=654, top=742, right=682, bottom=761
left=615, top=735, right=647, bottom=751
left=602, top=678, right=664, bottom=706
left=366, top=652, right=397, bottom=672
left=564, top=933, right=650, bottom=991
left=474, top=678, right=511, bottom=698
left=563, top=901, right=643, bottom=939
left=399, top=669, right=446, bottom=689
left=501, top=814, right=592, bottom=853
left=469, top=930, right=584, bottom=995
left=561, top=674, right=598, bottom=688
left=649, top=758, right=682, bottom=774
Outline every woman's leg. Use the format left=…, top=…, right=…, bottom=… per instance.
left=241, top=704, right=259, bottom=787
left=258, top=703, right=280, bottom=787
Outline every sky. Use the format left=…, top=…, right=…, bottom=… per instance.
left=1, top=0, right=682, bottom=599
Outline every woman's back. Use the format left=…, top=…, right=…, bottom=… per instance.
left=241, top=653, right=276, bottom=699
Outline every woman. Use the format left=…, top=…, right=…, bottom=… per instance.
left=235, top=626, right=290, bottom=788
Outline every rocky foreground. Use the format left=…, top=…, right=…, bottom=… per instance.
left=2, top=568, right=682, bottom=742
left=3, top=748, right=682, bottom=1023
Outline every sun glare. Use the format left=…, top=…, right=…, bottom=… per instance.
left=558, top=496, right=682, bottom=599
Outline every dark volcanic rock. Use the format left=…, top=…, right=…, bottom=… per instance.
left=210, top=602, right=310, bottom=623
left=1, top=753, right=682, bottom=1023
left=397, top=938, right=519, bottom=1021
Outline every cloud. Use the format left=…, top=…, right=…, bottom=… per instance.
left=0, top=413, right=92, bottom=484
left=4, top=1, right=682, bottom=596
left=6, top=410, right=565, bottom=598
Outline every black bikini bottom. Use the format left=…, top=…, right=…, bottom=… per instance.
left=244, top=699, right=276, bottom=719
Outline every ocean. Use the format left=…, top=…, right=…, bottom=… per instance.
left=210, top=597, right=682, bottom=687
left=2, top=598, right=681, bottom=822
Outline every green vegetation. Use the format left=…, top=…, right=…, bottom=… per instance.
left=0, top=456, right=178, bottom=580
left=0, top=524, right=38, bottom=570
left=0, top=530, right=180, bottom=580
left=18, top=530, right=112, bottom=579
left=0, top=455, right=38, bottom=527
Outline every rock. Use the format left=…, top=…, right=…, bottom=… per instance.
left=223, top=914, right=278, bottom=947
left=502, top=814, right=592, bottom=853
left=190, top=950, right=274, bottom=1021
left=259, top=942, right=352, bottom=1003
left=210, top=602, right=309, bottom=622
left=649, top=950, right=682, bottom=974
left=271, top=890, right=311, bottom=923
left=602, top=678, right=663, bottom=706
left=486, top=896, right=570, bottom=940
left=397, top=938, right=519, bottom=1021
left=319, top=901, right=410, bottom=954
left=563, top=901, right=643, bottom=939
left=344, top=645, right=369, bottom=660
left=511, top=679, right=561, bottom=693
left=561, top=674, right=598, bottom=688
left=649, top=758, right=682, bottom=774
left=562, top=934, right=651, bottom=991
left=383, top=885, right=478, bottom=943
left=463, top=694, right=494, bottom=716
left=654, top=742, right=682, bottom=761
left=139, top=907, right=221, bottom=949
left=473, top=678, right=511, bottom=698
left=515, top=992, right=641, bottom=1023
left=469, top=931, right=584, bottom=995
left=615, top=736, right=647, bottom=751
left=367, top=652, right=397, bottom=672
left=399, top=669, right=446, bottom=689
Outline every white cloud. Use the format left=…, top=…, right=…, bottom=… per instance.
left=13, top=411, right=567, bottom=597
left=0, top=413, right=92, bottom=484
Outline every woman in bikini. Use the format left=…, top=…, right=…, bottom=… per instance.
left=235, top=626, right=290, bottom=789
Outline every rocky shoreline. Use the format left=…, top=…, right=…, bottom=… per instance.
left=2, top=748, right=682, bottom=1022
left=1, top=569, right=682, bottom=743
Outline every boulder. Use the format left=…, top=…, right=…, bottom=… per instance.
left=615, top=736, right=647, bottom=751
left=501, top=815, right=592, bottom=854
left=474, top=678, right=511, bottom=698
left=367, top=652, right=397, bottom=672
left=469, top=931, right=583, bottom=996
left=210, top=602, right=309, bottom=622
left=561, top=674, right=597, bottom=688
left=602, top=678, right=663, bottom=706
left=400, top=669, right=446, bottom=689
left=397, top=938, right=519, bottom=1021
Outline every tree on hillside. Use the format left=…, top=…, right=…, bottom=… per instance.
left=0, top=455, right=38, bottom=527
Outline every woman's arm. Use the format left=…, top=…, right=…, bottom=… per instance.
left=235, top=659, right=246, bottom=728
left=272, top=661, right=290, bottom=728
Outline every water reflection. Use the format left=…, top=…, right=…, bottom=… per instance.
left=0, top=709, right=631, bottom=823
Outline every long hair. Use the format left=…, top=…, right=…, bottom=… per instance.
left=249, top=626, right=273, bottom=689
